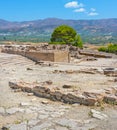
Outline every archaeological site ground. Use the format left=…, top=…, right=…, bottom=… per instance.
left=0, top=43, right=117, bottom=130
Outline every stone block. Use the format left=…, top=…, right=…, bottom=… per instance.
left=25, top=50, right=70, bottom=62
left=83, top=97, right=98, bottom=106
left=104, top=95, right=117, bottom=104
left=90, top=109, right=108, bottom=120
left=54, top=91, right=63, bottom=101
left=83, top=89, right=105, bottom=102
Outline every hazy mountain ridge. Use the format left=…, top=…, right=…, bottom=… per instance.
left=0, top=18, right=117, bottom=43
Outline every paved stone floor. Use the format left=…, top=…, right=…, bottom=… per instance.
left=0, top=53, right=117, bottom=130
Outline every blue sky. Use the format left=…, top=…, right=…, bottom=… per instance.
left=0, top=0, right=117, bottom=21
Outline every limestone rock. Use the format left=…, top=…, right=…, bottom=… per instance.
left=20, top=102, right=31, bottom=106
left=90, top=109, right=108, bottom=120
left=83, top=89, right=105, bottom=102
left=41, top=100, right=49, bottom=104
left=104, top=95, right=117, bottom=104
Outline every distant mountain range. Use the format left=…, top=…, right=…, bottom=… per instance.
left=0, top=18, right=117, bottom=44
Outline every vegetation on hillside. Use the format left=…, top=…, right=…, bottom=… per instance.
left=0, top=35, right=50, bottom=43
left=0, top=18, right=117, bottom=44
left=98, top=43, right=117, bottom=54
left=50, top=25, right=83, bottom=48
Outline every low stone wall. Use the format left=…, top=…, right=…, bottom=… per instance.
left=1, top=44, right=113, bottom=63
left=25, top=51, right=54, bottom=62
left=9, top=81, right=117, bottom=106
left=1, top=45, right=70, bottom=63
left=79, top=50, right=112, bottom=58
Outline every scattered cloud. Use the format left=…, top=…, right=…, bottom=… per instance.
left=74, top=8, right=86, bottom=13
left=64, top=1, right=99, bottom=17
left=88, top=12, right=99, bottom=16
left=90, top=8, right=96, bottom=12
left=64, top=1, right=84, bottom=8
left=88, top=8, right=99, bottom=16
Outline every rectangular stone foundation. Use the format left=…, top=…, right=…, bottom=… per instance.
left=25, top=51, right=70, bottom=62
left=2, top=48, right=70, bottom=63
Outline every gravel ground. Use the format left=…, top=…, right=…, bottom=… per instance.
left=0, top=52, right=117, bottom=130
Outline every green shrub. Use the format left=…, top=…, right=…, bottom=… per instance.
left=98, top=44, right=117, bottom=54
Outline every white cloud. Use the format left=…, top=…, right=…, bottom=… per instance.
left=64, top=1, right=99, bottom=17
left=64, top=1, right=84, bottom=8
left=90, top=8, right=96, bottom=12
left=88, top=8, right=99, bottom=16
left=88, top=12, right=99, bottom=16
left=74, top=8, right=86, bottom=13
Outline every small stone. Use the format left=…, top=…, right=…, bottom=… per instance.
left=45, top=80, right=53, bottom=85
left=90, top=109, right=108, bottom=120
left=104, top=95, right=117, bottom=104
left=63, top=84, right=72, bottom=89
left=27, top=67, right=33, bottom=70
left=41, top=100, right=49, bottom=104
left=27, top=93, right=34, bottom=96
left=20, top=102, right=31, bottom=106
left=65, top=70, right=74, bottom=74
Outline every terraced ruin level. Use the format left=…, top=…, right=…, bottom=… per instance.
left=0, top=44, right=117, bottom=106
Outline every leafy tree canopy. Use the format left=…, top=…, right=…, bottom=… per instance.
left=50, top=25, right=83, bottom=48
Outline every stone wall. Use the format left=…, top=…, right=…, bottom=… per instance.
left=25, top=51, right=70, bottom=62
left=1, top=45, right=70, bottom=63
left=54, top=51, right=70, bottom=62
left=79, top=50, right=112, bottom=58
left=26, top=51, right=53, bottom=62
left=0, top=44, right=113, bottom=63
left=9, top=81, right=117, bottom=106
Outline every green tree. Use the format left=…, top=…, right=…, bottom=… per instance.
left=73, top=35, right=83, bottom=48
left=50, top=25, right=83, bottom=48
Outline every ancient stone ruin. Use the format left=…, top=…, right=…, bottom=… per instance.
left=0, top=43, right=117, bottom=106
left=1, top=45, right=70, bottom=63
left=0, top=43, right=113, bottom=64
left=9, top=81, right=117, bottom=106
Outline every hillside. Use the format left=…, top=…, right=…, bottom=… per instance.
left=0, top=18, right=117, bottom=44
